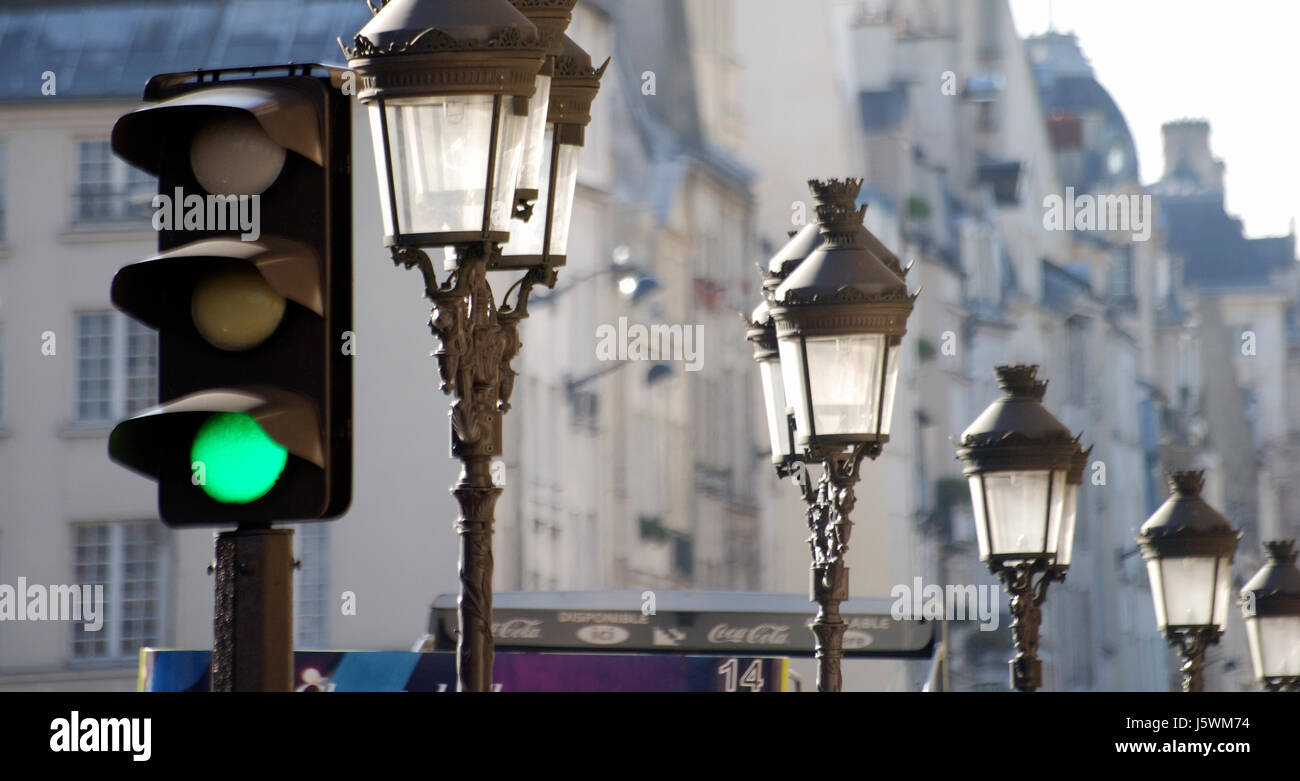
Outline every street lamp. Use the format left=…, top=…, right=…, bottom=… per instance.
left=955, top=365, right=1086, bottom=692
left=345, top=0, right=600, bottom=692
left=745, top=298, right=796, bottom=471
left=1239, top=539, right=1300, bottom=691
left=506, top=1, right=574, bottom=222
left=756, top=177, right=915, bottom=692
left=346, top=0, right=546, bottom=251
left=499, top=34, right=607, bottom=272
left=1137, top=471, right=1240, bottom=692
left=746, top=223, right=826, bottom=474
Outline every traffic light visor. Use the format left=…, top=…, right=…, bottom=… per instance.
left=112, top=82, right=327, bottom=176
left=111, top=237, right=323, bottom=329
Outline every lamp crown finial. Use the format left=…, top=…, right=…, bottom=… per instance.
left=994, top=364, right=1046, bottom=399
left=808, top=178, right=866, bottom=243
left=1263, top=539, right=1297, bottom=565
left=1168, top=470, right=1205, bottom=497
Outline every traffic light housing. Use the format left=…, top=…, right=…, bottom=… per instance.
left=108, top=65, right=352, bottom=526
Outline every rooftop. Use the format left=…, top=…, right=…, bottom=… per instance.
left=0, top=0, right=371, bottom=102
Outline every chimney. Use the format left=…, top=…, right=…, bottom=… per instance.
left=1161, top=119, right=1223, bottom=192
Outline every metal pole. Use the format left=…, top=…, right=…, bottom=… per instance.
left=416, top=247, right=539, bottom=692
left=452, top=454, right=501, bottom=692
left=1169, top=627, right=1216, bottom=693
left=996, top=561, right=1057, bottom=692
left=803, top=449, right=868, bottom=692
left=211, top=527, right=294, bottom=692
left=1180, top=649, right=1206, bottom=693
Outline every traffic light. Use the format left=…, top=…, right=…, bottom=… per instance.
left=107, top=65, right=352, bottom=526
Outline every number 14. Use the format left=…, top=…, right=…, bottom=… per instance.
left=718, top=658, right=765, bottom=691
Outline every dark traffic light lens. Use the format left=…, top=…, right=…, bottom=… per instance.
left=190, top=114, right=286, bottom=196
left=191, top=412, right=289, bottom=504
left=191, top=266, right=287, bottom=351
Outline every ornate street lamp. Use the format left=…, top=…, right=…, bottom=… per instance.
left=1137, top=471, right=1240, bottom=693
left=344, top=0, right=599, bottom=692
left=506, top=1, right=575, bottom=222
left=746, top=220, right=828, bottom=472
left=955, top=365, right=1086, bottom=692
left=747, top=199, right=914, bottom=477
left=770, top=183, right=912, bottom=462
left=498, top=34, right=606, bottom=272
left=1239, top=539, right=1300, bottom=691
left=755, top=177, right=915, bottom=692
left=745, top=299, right=796, bottom=471
left=346, top=0, right=546, bottom=250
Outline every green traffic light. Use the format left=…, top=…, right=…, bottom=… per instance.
left=191, top=412, right=288, bottom=504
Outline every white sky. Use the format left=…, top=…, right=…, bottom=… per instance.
left=1009, top=0, right=1299, bottom=238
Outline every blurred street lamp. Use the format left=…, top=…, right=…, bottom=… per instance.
left=1240, top=539, right=1300, bottom=691
left=1137, top=471, right=1240, bottom=693
left=955, top=365, right=1087, bottom=692
left=747, top=177, right=916, bottom=692
left=344, top=0, right=601, bottom=692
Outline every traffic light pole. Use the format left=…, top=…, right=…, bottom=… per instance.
left=211, top=527, right=294, bottom=692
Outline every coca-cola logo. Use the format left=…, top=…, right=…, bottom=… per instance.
left=493, top=618, right=542, bottom=640
left=576, top=624, right=630, bottom=645
left=706, top=623, right=791, bottom=645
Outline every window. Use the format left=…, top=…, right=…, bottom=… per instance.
left=75, top=140, right=154, bottom=224
left=1065, top=317, right=1088, bottom=407
left=569, top=388, right=598, bottom=430
left=72, top=522, right=166, bottom=661
left=292, top=524, right=331, bottom=649
left=1109, top=247, right=1134, bottom=303
left=76, top=312, right=157, bottom=424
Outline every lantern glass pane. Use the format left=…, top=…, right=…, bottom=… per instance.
left=491, top=100, right=527, bottom=233
left=968, top=475, right=991, bottom=561
left=367, top=105, right=396, bottom=238
left=803, top=334, right=884, bottom=437
left=1056, top=482, right=1080, bottom=567
left=1152, top=556, right=1218, bottom=627
left=376, top=95, right=525, bottom=241
left=501, top=132, right=581, bottom=260
left=1212, top=555, right=1233, bottom=628
left=1042, top=470, right=1067, bottom=558
left=983, top=470, right=1052, bottom=557
left=501, top=126, right=553, bottom=257
left=759, top=357, right=791, bottom=460
left=777, top=336, right=811, bottom=439
left=1245, top=617, right=1264, bottom=679
left=516, top=73, right=552, bottom=193
left=879, top=341, right=901, bottom=436
left=547, top=141, right=581, bottom=255
left=1247, top=615, right=1300, bottom=679
left=1146, top=560, right=1168, bottom=628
